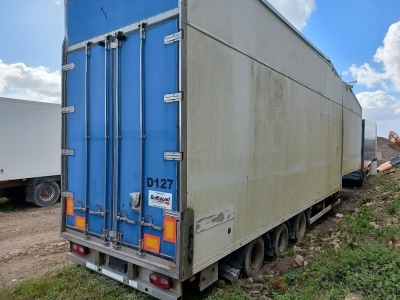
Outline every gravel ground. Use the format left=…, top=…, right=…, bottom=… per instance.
left=377, top=136, right=400, bottom=160
left=0, top=200, right=71, bottom=288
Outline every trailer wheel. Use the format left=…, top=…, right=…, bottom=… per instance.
left=295, top=212, right=307, bottom=241
left=242, top=237, right=264, bottom=276
left=33, top=182, right=60, bottom=207
left=274, top=223, right=289, bottom=255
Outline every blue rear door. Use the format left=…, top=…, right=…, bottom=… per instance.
left=65, top=19, right=180, bottom=260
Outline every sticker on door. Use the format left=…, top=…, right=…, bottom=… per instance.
left=148, top=190, right=172, bottom=210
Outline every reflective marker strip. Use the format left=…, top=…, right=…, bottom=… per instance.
left=163, top=217, right=177, bottom=243
left=129, top=280, right=138, bottom=288
left=143, top=233, right=161, bottom=253
left=101, top=268, right=124, bottom=282
left=75, top=216, right=86, bottom=230
left=86, top=262, right=99, bottom=272
left=66, top=197, right=74, bottom=216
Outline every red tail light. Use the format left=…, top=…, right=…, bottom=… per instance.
left=71, top=243, right=88, bottom=256
left=149, top=272, right=173, bottom=290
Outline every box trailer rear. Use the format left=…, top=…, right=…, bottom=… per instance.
left=61, top=1, right=362, bottom=298
left=0, top=97, right=61, bottom=206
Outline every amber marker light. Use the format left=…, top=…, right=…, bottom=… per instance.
left=66, top=197, right=74, bottom=216
left=163, top=217, right=177, bottom=243
left=75, top=215, right=86, bottom=230
left=143, top=233, right=161, bottom=253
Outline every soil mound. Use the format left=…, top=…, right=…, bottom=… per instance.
left=377, top=137, right=400, bottom=160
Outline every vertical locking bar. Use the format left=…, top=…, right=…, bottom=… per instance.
left=111, top=32, right=126, bottom=246
left=103, top=36, right=110, bottom=241
left=138, top=22, right=147, bottom=255
left=83, top=41, right=92, bottom=233
left=112, top=39, right=120, bottom=238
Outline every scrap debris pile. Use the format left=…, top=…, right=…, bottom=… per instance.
left=377, top=136, right=400, bottom=172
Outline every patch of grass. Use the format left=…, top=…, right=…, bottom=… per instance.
left=0, top=266, right=152, bottom=300
left=342, top=205, right=375, bottom=236
left=273, top=243, right=400, bottom=300
left=283, top=269, right=297, bottom=284
left=185, top=280, right=246, bottom=300
left=361, top=195, right=374, bottom=204
left=386, top=202, right=398, bottom=215
left=278, top=248, right=294, bottom=258
left=268, top=277, right=289, bottom=294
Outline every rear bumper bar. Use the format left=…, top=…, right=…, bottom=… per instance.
left=67, top=252, right=181, bottom=300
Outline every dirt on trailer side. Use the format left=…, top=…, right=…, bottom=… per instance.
left=0, top=199, right=71, bottom=288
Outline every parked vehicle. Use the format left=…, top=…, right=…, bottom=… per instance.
left=342, top=120, right=377, bottom=185
left=0, top=97, right=61, bottom=207
left=60, top=1, right=362, bottom=299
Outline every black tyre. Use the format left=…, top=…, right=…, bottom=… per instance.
left=274, top=223, right=289, bottom=255
left=242, top=237, right=264, bottom=276
left=295, top=212, right=307, bottom=241
left=33, top=182, right=60, bottom=207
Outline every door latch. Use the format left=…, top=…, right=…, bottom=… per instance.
left=117, top=210, right=137, bottom=225
left=141, top=215, right=163, bottom=231
left=88, top=204, right=107, bottom=217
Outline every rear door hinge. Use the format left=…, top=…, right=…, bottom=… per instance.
left=62, top=106, right=75, bottom=114
left=62, top=149, right=75, bottom=156
left=164, top=209, right=181, bottom=221
left=62, top=63, right=75, bottom=71
left=164, top=152, right=183, bottom=161
left=164, top=31, right=182, bottom=44
left=164, top=92, right=182, bottom=103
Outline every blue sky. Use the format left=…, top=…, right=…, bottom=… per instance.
left=0, top=0, right=399, bottom=137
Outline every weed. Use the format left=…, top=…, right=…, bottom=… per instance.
left=278, top=248, right=294, bottom=258
left=268, top=277, right=289, bottom=294
left=283, top=269, right=297, bottom=283
left=362, top=195, right=374, bottom=204
left=342, top=205, right=374, bottom=236
left=386, top=203, right=398, bottom=215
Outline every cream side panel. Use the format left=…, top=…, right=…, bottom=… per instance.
left=343, top=86, right=362, bottom=116
left=0, top=99, right=61, bottom=181
left=187, top=0, right=343, bottom=104
left=186, top=27, right=343, bottom=271
left=342, top=86, right=362, bottom=175
left=342, top=108, right=362, bottom=175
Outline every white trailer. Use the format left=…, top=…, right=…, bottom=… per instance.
left=0, top=97, right=61, bottom=206
left=61, top=0, right=362, bottom=298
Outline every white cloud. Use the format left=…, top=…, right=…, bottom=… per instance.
left=267, top=0, right=316, bottom=31
left=357, top=90, right=400, bottom=136
left=0, top=59, right=61, bottom=103
left=349, top=63, right=389, bottom=89
left=350, top=21, right=400, bottom=92
left=52, top=0, right=62, bottom=5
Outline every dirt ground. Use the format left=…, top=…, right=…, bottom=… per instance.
left=0, top=184, right=367, bottom=291
left=0, top=198, right=71, bottom=288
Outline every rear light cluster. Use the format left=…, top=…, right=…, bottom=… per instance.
left=149, top=272, right=173, bottom=290
left=71, top=243, right=88, bottom=256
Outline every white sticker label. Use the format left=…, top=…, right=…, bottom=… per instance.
left=148, top=190, right=172, bottom=210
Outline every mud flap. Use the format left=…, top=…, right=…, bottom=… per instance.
left=218, top=246, right=247, bottom=282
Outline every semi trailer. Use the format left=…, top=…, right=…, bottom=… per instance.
left=60, top=0, right=362, bottom=299
left=0, top=97, right=61, bottom=207
left=342, top=120, right=377, bottom=186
